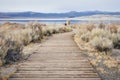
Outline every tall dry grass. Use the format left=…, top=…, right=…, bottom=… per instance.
left=74, top=23, right=120, bottom=80
left=75, top=23, right=120, bottom=53
left=0, top=22, right=72, bottom=66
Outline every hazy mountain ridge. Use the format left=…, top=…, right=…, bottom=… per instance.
left=0, top=11, right=120, bottom=18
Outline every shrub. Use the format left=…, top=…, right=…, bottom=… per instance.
left=45, top=29, right=53, bottom=36
left=86, top=23, right=95, bottom=31
left=90, top=28, right=111, bottom=40
left=41, top=25, right=72, bottom=36
left=0, top=36, right=9, bottom=64
left=77, top=23, right=120, bottom=53
left=64, top=27, right=72, bottom=32
left=59, top=26, right=72, bottom=33
left=117, top=27, right=120, bottom=33
left=52, top=28, right=59, bottom=34
left=0, top=33, right=24, bottom=64
left=0, top=22, right=73, bottom=66
left=42, top=27, right=53, bottom=36
left=80, top=32, right=90, bottom=42
left=90, top=37, right=113, bottom=53
left=78, top=29, right=88, bottom=36
left=0, top=22, right=44, bottom=65
left=26, top=22, right=43, bottom=42
left=111, top=33, right=120, bottom=49
left=98, top=23, right=106, bottom=29
left=108, top=25, right=117, bottom=33
left=78, top=28, right=109, bottom=42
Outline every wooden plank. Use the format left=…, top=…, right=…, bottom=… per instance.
left=9, top=78, right=101, bottom=80
left=11, top=73, right=99, bottom=78
left=18, top=67, right=94, bottom=71
left=17, top=71, right=95, bottom=74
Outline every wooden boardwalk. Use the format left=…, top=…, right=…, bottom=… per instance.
left=9, top=32, right=101, bottom=80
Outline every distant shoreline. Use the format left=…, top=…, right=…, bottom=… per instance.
left=1, top=15, right=120, bottom=24
left=0, top=18, right=120, bottom=21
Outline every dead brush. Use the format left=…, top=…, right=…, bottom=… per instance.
left=107, top=24, right=117, bottom=33
left=89, top=37, right=113, bottom=54
left=98, top=23, right=106, bottom=29
left=86, top=23, right=96, bottom=31
left=0, top=22, right=44, bottom=65
left=90, top=28, right=111, bottom=40
left=0, top=36, right=9, bottom=65
left=111, top=33, right=120, bottom=49
left=0, top=22, right=72, bottom=66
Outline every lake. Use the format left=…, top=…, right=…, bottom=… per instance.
left=0, top=19, right=82, bottom=24
left=0, top=18, right=120, bottom=24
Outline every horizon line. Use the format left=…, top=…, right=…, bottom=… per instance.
left=0, top=10, right=120, bottom=13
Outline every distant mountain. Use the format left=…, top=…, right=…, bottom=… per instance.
left=0, top=11, right=120, bottom=18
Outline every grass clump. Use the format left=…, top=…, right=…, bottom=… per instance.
left=80, top=31, right=90, bottom=42
left=111, top=33, right=120, bottom=49
left=42, top=25, right=72, bottom=36
left=90, top=28, right=111, bottom=39
left=90, top=37, right=113, bottom=54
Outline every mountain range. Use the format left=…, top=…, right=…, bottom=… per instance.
left=0, top=11, right=120, bottom=18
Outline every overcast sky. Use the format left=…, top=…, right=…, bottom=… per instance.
left=0, top=0, right=120, bottom=13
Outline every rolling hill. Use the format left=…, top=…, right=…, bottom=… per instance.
left=0, top=11, right=120, bottom=18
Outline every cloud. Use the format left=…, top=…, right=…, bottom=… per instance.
left=0, top=0, right=119, bottom=12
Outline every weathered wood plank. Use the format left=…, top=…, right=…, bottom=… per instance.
left=9, top=32, right=101, bottom=80
left=9, top=78, right=101, bottom=80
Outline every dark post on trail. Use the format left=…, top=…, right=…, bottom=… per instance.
left=64, top=20, right=71, bottom=26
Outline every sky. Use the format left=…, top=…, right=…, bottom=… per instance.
left=0, top=0, right=120, bottom=13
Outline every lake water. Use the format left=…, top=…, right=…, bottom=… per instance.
left=0, top=20, right=82, bottom=24
left=0, top=19, right=120, bottom=24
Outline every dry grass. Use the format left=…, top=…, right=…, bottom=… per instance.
left=0, top=22, right=72, bottom=66
left=89, top=37, right=113, bottom=53
left=74, top=23, right=120, bottom=80
left=75, top=23, right=120, bottom=53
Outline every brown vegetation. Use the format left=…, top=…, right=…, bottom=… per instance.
left=74, top=23, right=120, bottom=80
left=76, top=23, right=120, bottom=53
left=0, top=22, right=72, bottom=66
